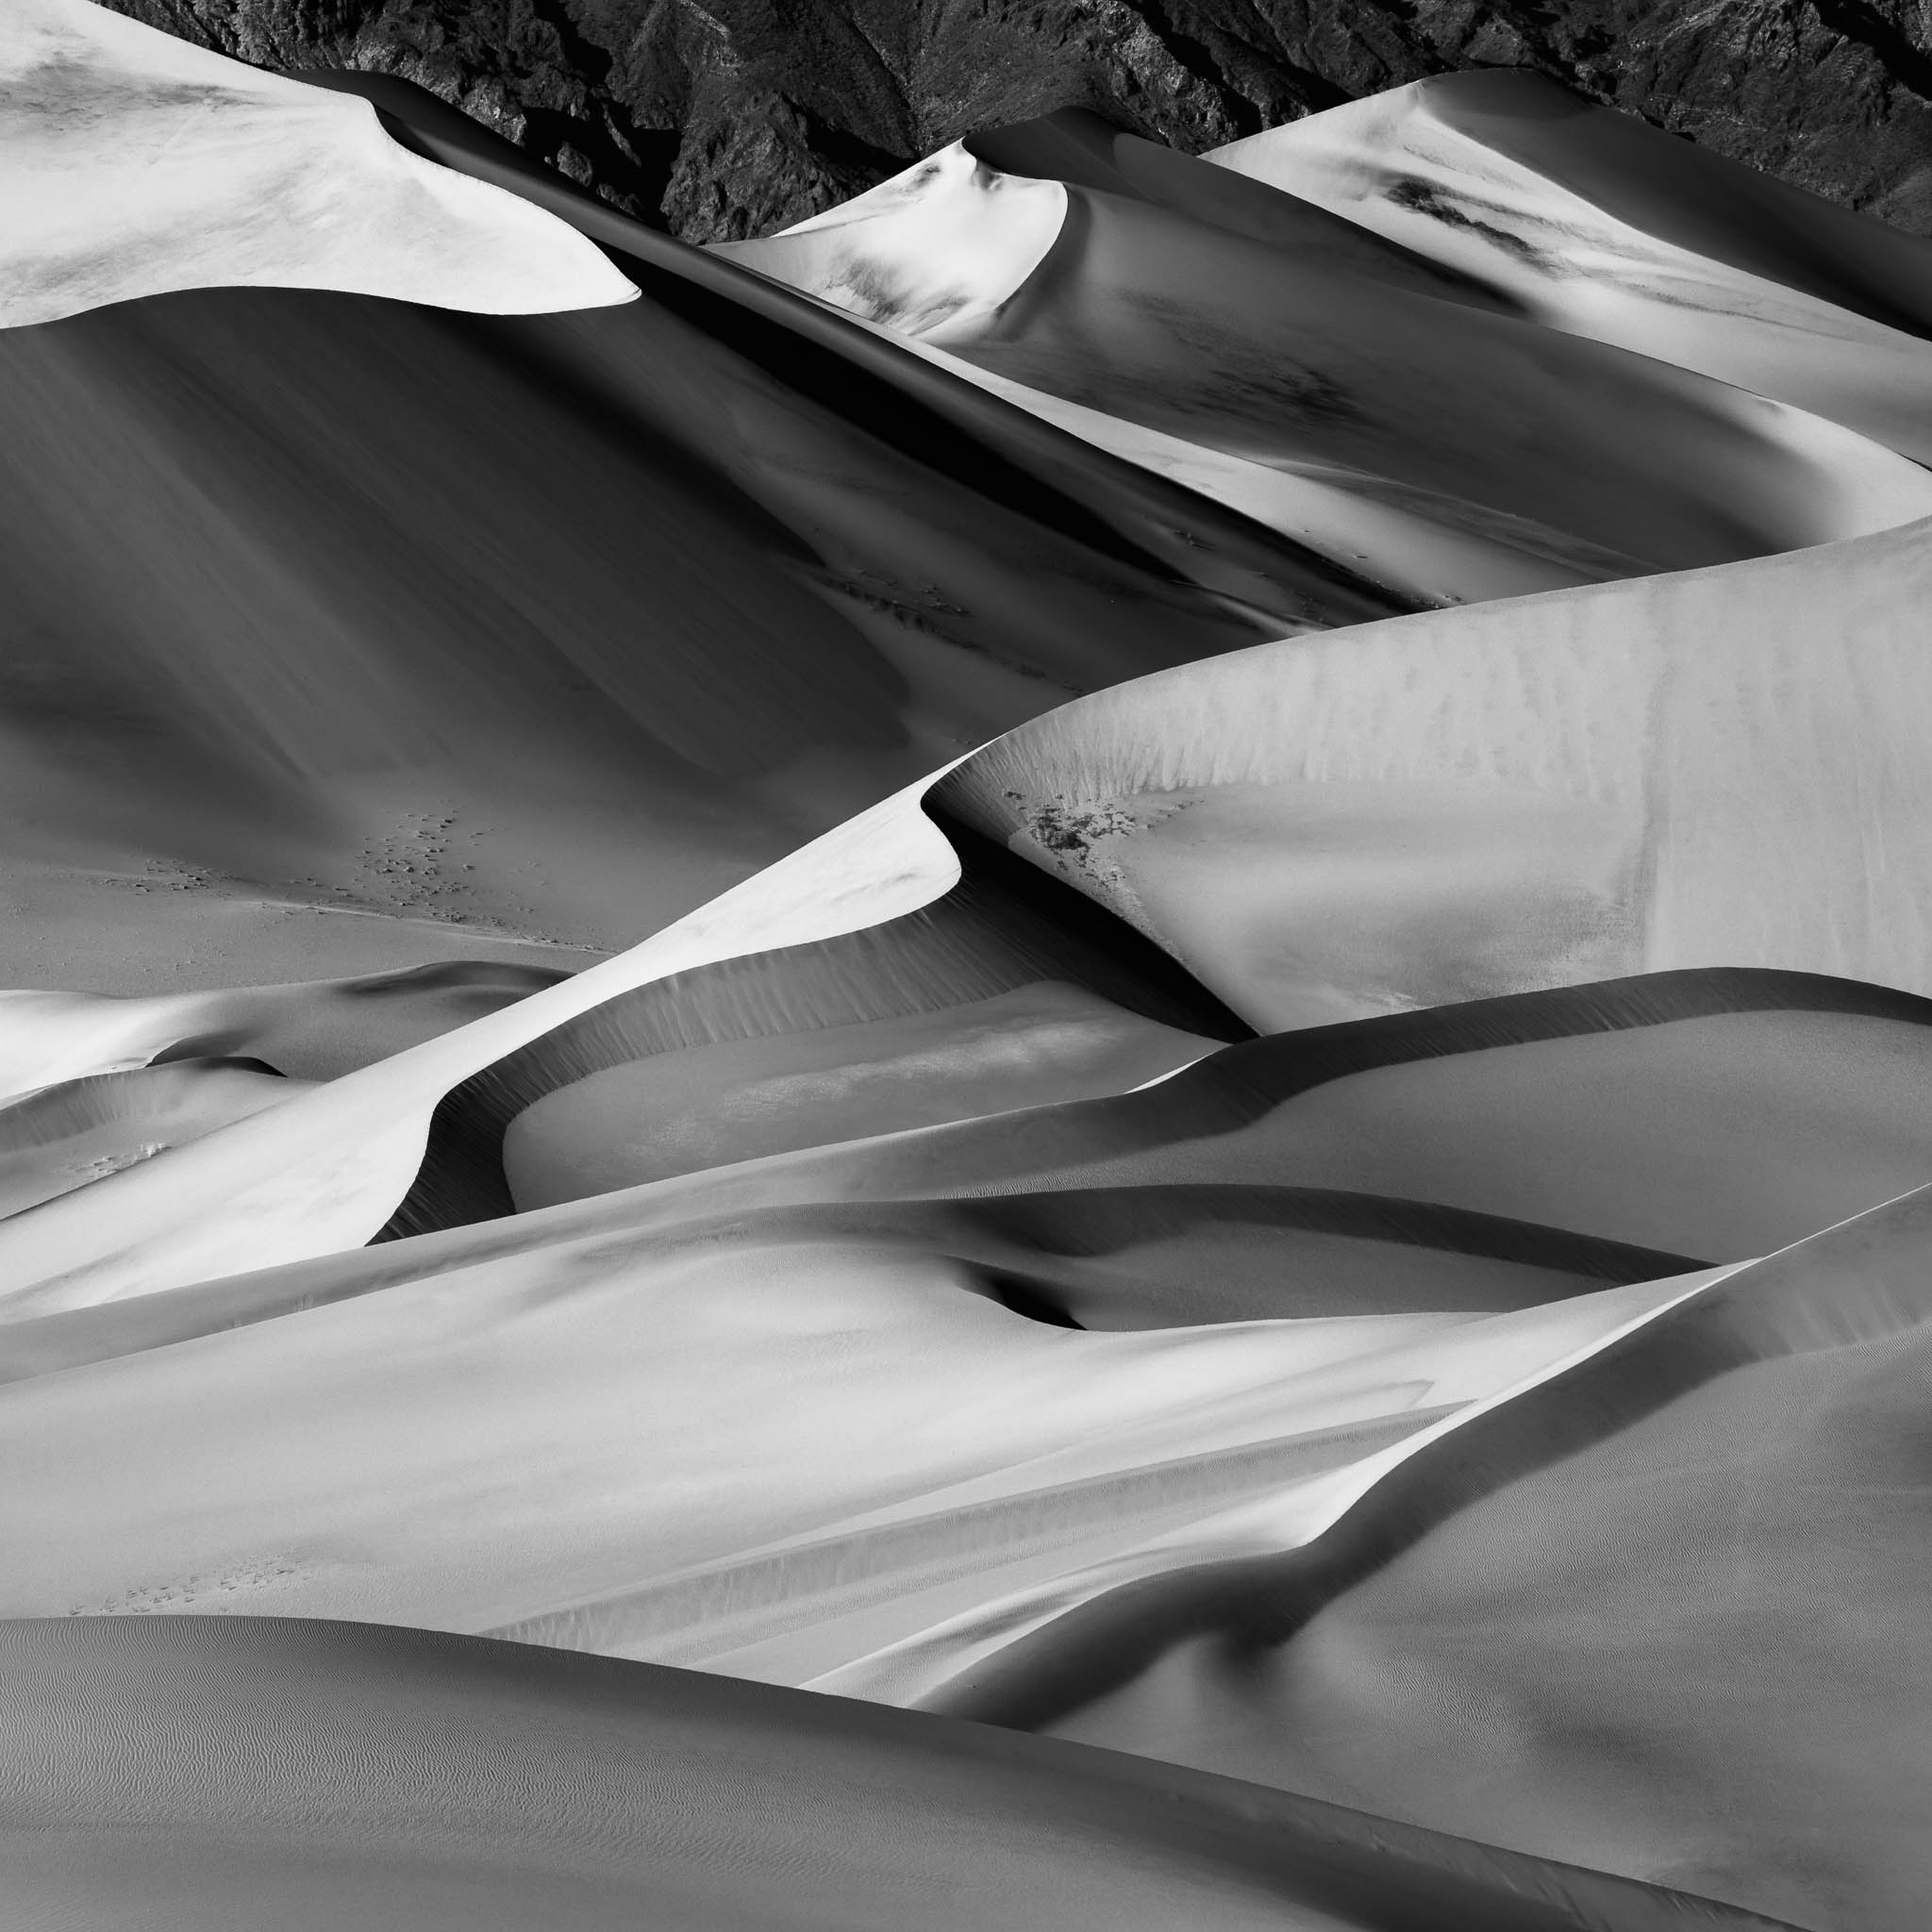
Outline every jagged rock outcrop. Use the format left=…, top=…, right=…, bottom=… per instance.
left=101, top=0, right=1932, bottom=241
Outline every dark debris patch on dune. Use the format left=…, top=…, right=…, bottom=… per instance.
left=1383, top=175, right=1564, bottom=271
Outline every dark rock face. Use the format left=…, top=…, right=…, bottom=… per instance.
left=102, top=0, right=1932, bottom=241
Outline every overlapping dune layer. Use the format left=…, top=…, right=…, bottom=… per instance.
left=6, top=7, right=1932, bottom=1927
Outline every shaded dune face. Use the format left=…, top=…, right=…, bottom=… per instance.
left=965, top=108, right=1536, bottom=318
left=720, top=970, right=1932, bottom=1263
left=3, top=59, right=1418, bottom=982
left=719, top=98, right=1932, bottom=593
left=949, top=185, right=1929, bottom=570
left=929, top=1186, right=1932, bottom=1931
left=0, top=278, right=1376, bottom=962
left=12, top=32, right=1932, bottom=1932
left=381, top=814, right=1252, bottom=1236
left=0, top=1618, right=1796, bottom=1932
left=1206, top=72, right=1932, bottom=460
left=497, top=984, right=1219, bottom=1211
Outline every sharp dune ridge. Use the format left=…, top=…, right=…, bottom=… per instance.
left=7, top=8, right=1932, bottom=1927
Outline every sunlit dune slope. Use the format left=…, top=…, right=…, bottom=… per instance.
left=0, top=281, right=1347, bottom=970
left=3, top=67, right=1426, bottom=984
left=0, top=1058, right=305, bottom=1221
left=5, top=501, right=1930, bottom=1309
left=1208, top=70, right=1932, bottom=461
left=0, top=961, right=564, bottom=1218
left=0, top=0, right=635, bottom=325
left=530, top=971, right=1932, bottom=1263
left=7, top=38, right=1932, bottom=1932
left=936, top=1180, right=1932, bottom=1932
left=0, top=962, right=568, bottom=1096
left=0, top=782, right=974, bottom=1306
left=0, top=1618, right=1791, bottom=1932
left=718, top=108, right=1932, bottom=593
left=948, top=511, right=1932, bottom=1024
left=0, top=1158, right=1695, bottom=1674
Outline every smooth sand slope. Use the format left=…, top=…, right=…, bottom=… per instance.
left=0, top=0, right=635, bottom=325
left=3, top=53, right=1431, bottom=987
left=1209, top=72, right=1932, bottom=461
left=0, top=1618, right=1792, bottom=1932
left=0, top=281, right=1311, bottom=975
left=947, top=510, right=1932, bottom=1026
left=5, top=505, right=1932, bottom=1304
left=0, top=1058, right=306, bottom=1221
left=510, top=973, right=1932, bottom=1262
left=8, top=37, right=1932, bottom=1932
left=721, top=109, right=1932, bottom=599
left=936, top=1182, right=1932, bottom=1932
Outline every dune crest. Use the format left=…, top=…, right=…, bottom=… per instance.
left=8, top=30, right=1932, bottom=1932
left=1208, top=71, right=1932, bottom=460
left=722, top=103, right=1932, bottom=597
left=0, top=0, right=637, bottom=326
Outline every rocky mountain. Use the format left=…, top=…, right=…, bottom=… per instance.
left=94, top=0, right=1932, bottom=245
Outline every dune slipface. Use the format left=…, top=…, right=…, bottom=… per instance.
left=6, top=9, right=1932, bottom=1931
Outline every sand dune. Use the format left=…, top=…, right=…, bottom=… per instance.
left=1209, top=72, right=1932, bottom=462
left=7, top=503, right=1932, bottom=1306
left=594, top=972, right=1932, bottom=1263
left=0, top=0, right=635, bottom=326
left=2, top=105, right=1424, bottom=988
left=8, top=28, right=1932, bottom=1932
left=948, top=510, right=1932, bottom=1024
left=498, top=981, right=1218, bottom=1210
left=0, top=1057, right=304, bottom=1221
left=935, top=1179, right=1932, bottom=1931
left=0, top=780, right=973, bottom=1309
left=0, top=1617, right=1790, bottom=1931
left=0, top=1138, right=1701, bottom=1687
left=0, top=960, right=567, bottom=1097
left=723, top=108, right=1932, bottom=592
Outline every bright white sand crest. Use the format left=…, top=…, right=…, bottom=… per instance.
left=0, top=0, right=637, bottom=325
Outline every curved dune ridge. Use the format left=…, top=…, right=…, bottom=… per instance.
left=2, top=39, right=1441, bottom=991
left=8, top=16, right=1932, bottom=1932
left=720, top=95, right=1932, bottom=604
left=0, top=0, right=637, bottom=325
left=1208, top=71, right=1932, bottom=461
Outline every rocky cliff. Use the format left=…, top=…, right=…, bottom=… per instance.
left=100, top=0, right=1932, bottom=241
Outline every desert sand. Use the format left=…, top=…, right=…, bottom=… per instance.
left=1208, top=72, right=1932, bottom=461
left=0, top=0, right=636, bottom=325
left=722, top=105, right=1932, bottom=600
left=6, top=9, right=1932, bottom=1928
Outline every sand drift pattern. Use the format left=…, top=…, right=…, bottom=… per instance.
left=5, top=5, right=1932, bottom=1926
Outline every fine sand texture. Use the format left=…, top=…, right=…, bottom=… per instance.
left=8, top=23, right=1932, bottom=1932
left=0, top=1617, right=1796, bottom=1931
left=722, top=108, right=1932, bottom=599
left=933, top=1183, right=1932, bottom=1931
left=0, top=0, right=636, bottom=325
left=1209, top=72, right=1932, bottom=462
